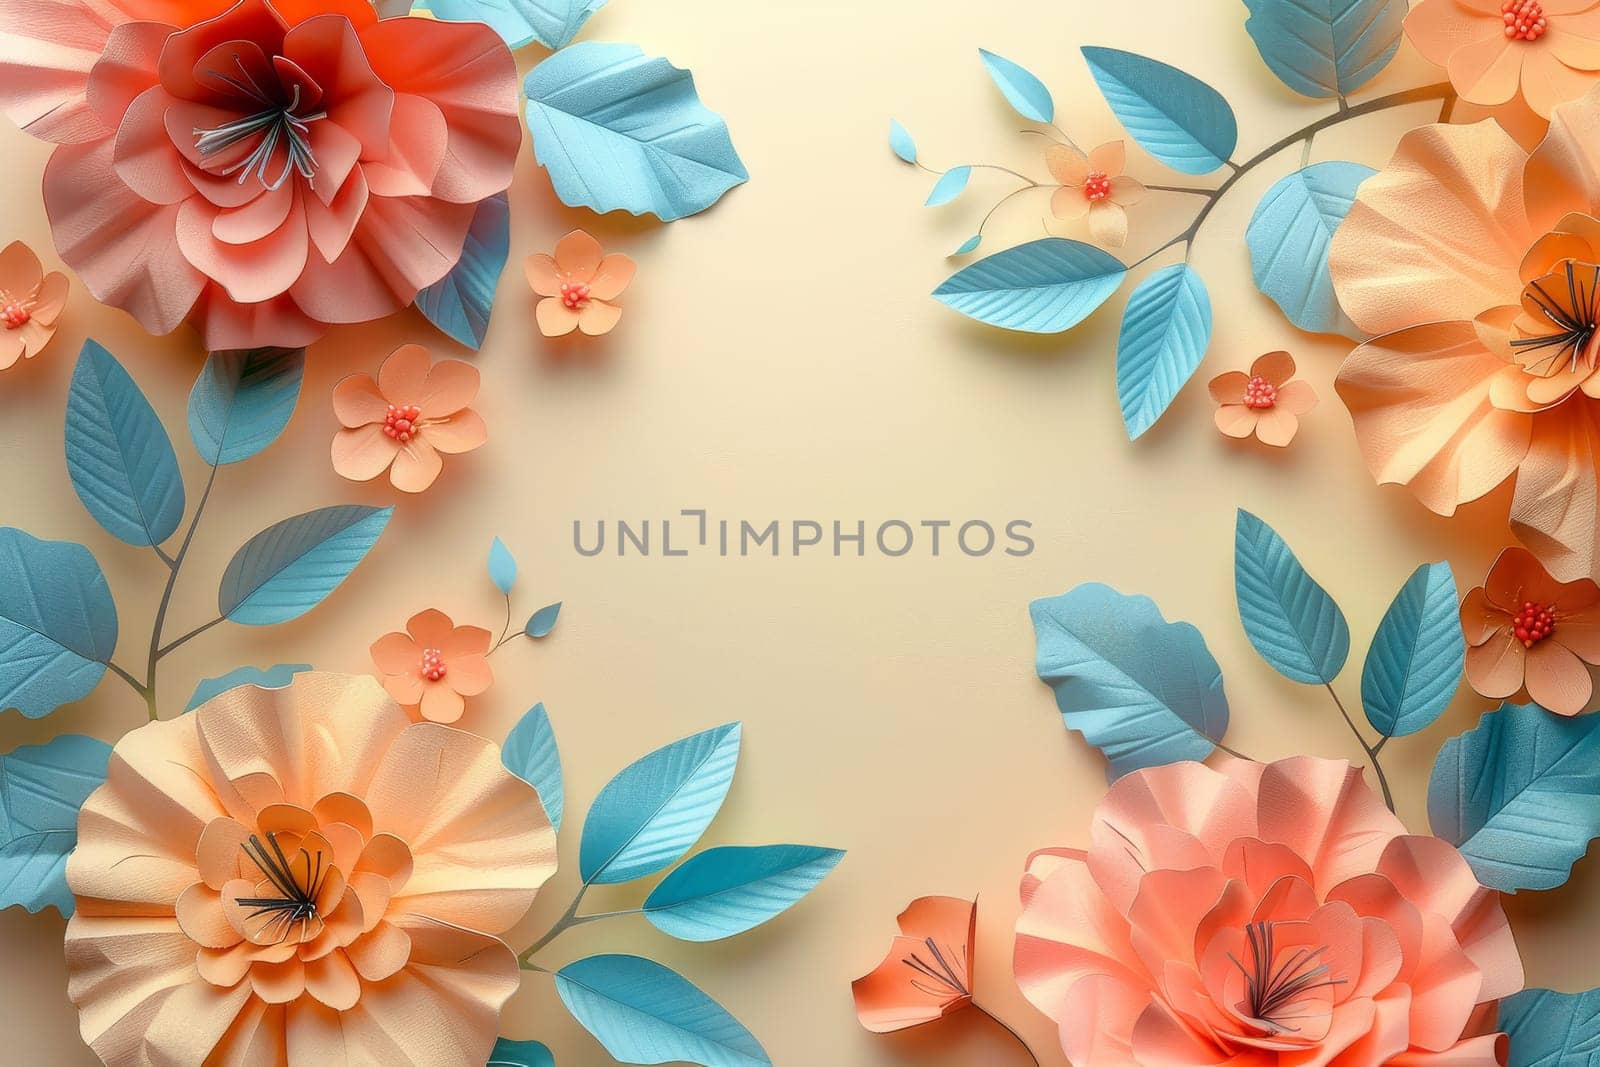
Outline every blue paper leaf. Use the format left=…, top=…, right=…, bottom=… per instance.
left=489, top=536, right=517, bottom=596
left=554, top=955, right=770, bottom=1067
left=1116, top=263, right=1212, bottom=440
left=426, top=0, right=604, bottom=50
left=1242, top=0, right=1406, bottom=99
left=888, top=119, right=917, bottom=164
left=416, top=192, right=509, bottom=351
left=0, top=529, right=117, bottom=719
left=489, top=1039, right=556, bottom=1067
left=1498, top=988, right=1600, bottom=1064
left=978, top=48, right=1054, bottom=122
left=503, top=703, right=564, bottom=833
left=186, top=664, right=312, bottom=713
left=924, top=167, right=970, bottom=207
left=1031, top=583, right=1229, bottom=781
left=187, top=347, right=305, bottom=465
left=1234, top=510, right=1350, bottom=684
left=66, top=340, right=185, bottom=547
left=952, top=235, right=981, bottom=256
left=1246, top=162, right=1373, bottom=338
left=525, top=602, right=562, bottom=638
left=1361, top=562, right=1463, bottom=740
left=219, top=505, right=392, bottom=626
left=579, top=723, right=741, bottom=885
left=0, top=734, right=112, bottom=916
left=643, top=844, right=845, bottom=942
left=932, top=238, right=1126, bottom=333
left=525, top=43, right=747, bottom=221
left=1080, top=46, right=1238, bottom=175
left=1428, top=701, right=1600, bottom=893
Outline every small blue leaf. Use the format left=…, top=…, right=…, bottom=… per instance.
left=1498, top=988, right=1600, bottom=1064
left=488, top=536, right=517, bottom=596
left=416, top=192, right=509, bottom=351
left=1080, top=46, right=1238, bottom=175
left=1234, top=510, right=1350, bottom=684
left=1031, top=583, right=1229, bottom=781
left=66, top=340, right=185, bottom=547
left=503, top=703, right=564, bottom=833
left=525, top=602, right=562, bottom=638
left=643, top=844, right=844, bottom=942
left=932, top=238, right=1126, bottom=333
left=0, top=734, right=112, bottom=916
left=951, top=235, right=981, bottom=256
left=525, top=43, right=747, bottom=221
left=1246, top=162, right=1374, bottom=338
left=1429, top=701, right=1600, bottom=893
left=186, top=664, right=312, bottom=713
left=580, top=723, right=742, bottom=885
left=488, top=1039, right=556, bottom=1067
left=219, top=506, right=392, bottom=626
left=554, top=955, right=770, bottom=1067
left=0, top=529, right=117, bottom=719
left=888, top=119, right=917, bottom=164
left=978, top=48, right=1054, bottom=122
left=1242, top=0, right=1406, bottom=99
left=187, top=347, right=305, bottom=465
left=1361, top=562, right=1463, bottom=740
left=1116, top=263, right=1212, bottom=440
left=924, top=166, right=971, bottom=207
left=427, top=0, right=604, bottom=50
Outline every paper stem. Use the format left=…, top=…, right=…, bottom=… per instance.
left=1325, top=683, right=1395, bottom=812
left=972, top=1001, right=1041, bottom=1067
left=142, top=462, right=220, bottom=720
left=519, top=884, right=589, bottom=966
left=489, top=593, right=517, bottom=655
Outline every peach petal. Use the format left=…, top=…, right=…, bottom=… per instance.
left=370, top=631, right=420, bottom=676
left=1056, top=972, right=1147, bottom=1064
left=347, top=920, right=411, bottom=982
left=438, top=625, right=492, bottom=659
left=1257, top=759, right=1406, bottom=888
left=196, top=818, right=252, bottom=890
left=1130, top=1000, right=1230, bottom=1066
left=0, top=334, right=25, bottom=371
left=1464, top=630, right=1528, bottom=698
left=303, top=949, right=360, bottom=1011
left=1448, top=33, right=1523, bottom=107
left=305, top=164, right=369, bottom=264
left=1089, top=140, right=1125, bottom=176
left=1548, top=25, right=1600, bottom=70
left=1525, top=87, right=1600, bottom=233
left=1215, top=404, right=1260, bottom=438
left=175, top=883, right=241, bottom=949
left=143, top=979, right=255, bottom=1067
left=1046, top=143, right=1090, bottom=186
left=578, top=299, right=623, bottom=336
left=0, top=0, right=126, bottom=144
left=250, top=958, right=306, bottom=1005
left=418, top=684, right=465, bottom=724
left=1016, top=850, right=1143, bottom=1018
left=589, top=253, right=636, bottom=302
left=192, top=286, right=326, bottom=352
left=196, top=944, right=253, bottom=987
left=1556, top=614, right=1600, bottom=661
left=405, top=609, right=455, bottom=648
left=1521, top=47, right=1600, bottom=119
left=355, top=833, right=414, bottom=888
left=280, top=14, right=393, bottom=157
left=1524, top=637, right=1594, bottom=713
left=1251, top=350, right=1297, bottom=386
left=381, top=672, right=424, bottom=707
left=525, top=253, right=561, bottom=297
left=536, top=297, right=580, bottom=336
left=1276, top=378, right=1318, bottom=415
left=377, top=343, right=431, bottom=406
left=176, top=194, right=309, bottom=305
left=32, top=271, right=70, bottom=327
left=84, top=20, right=168, bottom=132
left=1510, top=403, right=1600, bottom=582
left=390, top=439, right=444, bottom=492
left=331, top=424, right=399, bottom=482
left=852, top=933, right=970, bottom=1032
left=0, top=240, right=43, bottom=293
left=1109, top=175, right=1146, bottom=206
left=332, top=374, right=388, bottom=428
left=1209, top=371, right=1249, bottom=404
left=349, top=871, right=392, bottom=931
left=361, top=91, right=447, bottom=198
left=214, top=184, right=296, bottom=246
left=1403, top=0, right=1493, bottom=68
left=445, top=656, right=493, bottom=699
left=1253, top=407, right=1299, bottom=447
left=1050, top=185, right=1091, bottom=221
left=1127, top=866, right=1227, bottom=978
left=419, top=358, right=479, bottom=417
left=424, top=409, right=487, bottom=455
left=1087, top=200, right=1128, bottom=248
left=553, top=229, right=603, bottom=279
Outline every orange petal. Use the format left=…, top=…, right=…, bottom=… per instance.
left=589, top=253, right=636, bottom=302
left=525, top=252, right=562, bottom=297
left=1208, top=371, right=1249, bottom=404
left=250, top=958, right=306, bottom=1004
left=418, top=684, right=465, bottom=724
left=1525, top=87, right=1600, bottom=233
left=578, top=300, right=623, bottom=336
left=1464, top=629, right=1528, bottom=698
left=423, top=408, right=488, bottom=455
left=1045, top=143, right=1090, bottom=186
left=1448, top=33, right=1524, bottom=106
left=553, top=229, right=603, bottom=279
left=440, top=625, right=492, bottom=658
left=852, top=934, right=971, bottom=1033
left=1509, top=404, right=1600, bottom=582
left=0, top=240, right=44, bottom=293
left=1524, top=638, right=1594, bottom=713
left=1109, top=175, right=1146, bottom=206
left=347, top=921, right=411, bottom=982
left=1251, top=351, right=1296, bottom=385
left=1275, top=378, right=1318, bottom=415
left=1253, top=407, right=1299, bottom=447
left=406, top=609, right=456, bottom=647
left=1089, top=141, right=1125, bottom=176
left=419, top=358, right=479, bottom=417
left=445, top=656, right=491, bottom=698
left=377, top=344, right=434, bottom=407
left=382, top=672, right=424, bottom=707
left=1460, top=586, right=1509, bottom=645
left=143, top=980, right=256, bottom=1067
left=175, top=883, right=241, bottom=949
left=1050, top=185, right=1090, bottom=221
left=389, top=439, right=444, bottom=493
left=1520, top=47, right=1600, bottom=119
left=1214, top=405, right=1259, bottom=438
left=1087, top=201, right=1128, bottom=248
left=536, top=297, right=579, bottom=336
left=331, top=374, right=387, bottom=428
left=331, top=424, right=399, bottom=483
left=304, top=950, right=361, bottom=1011
left=371, top=631, right=420, bottom=675
left=1404, top=0, right=1500, bottom=67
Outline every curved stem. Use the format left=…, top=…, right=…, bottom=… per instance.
left=972, top=1002, right=1041, bottom=1067
left=1326, top=683, right=1395, bottom=812
left=157, top=617, right=225, bottom=657
left=143, top=462, right=220, bottom=720
left=489, top=593, right=516, bottom=655
left=979, top=185, right=1048, bottom=237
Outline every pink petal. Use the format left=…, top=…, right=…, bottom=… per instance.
left=0, top=0, right=125, bottom=144
left=361, top=92, right=446, bottom=198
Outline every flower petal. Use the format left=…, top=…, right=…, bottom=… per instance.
left=332, top=374, right=387, bottom=428
left=331, top=424, right=398, bottom=483
left=1510, top=402, right=1600, bottom=582
left=1524, top=637, right=1593, bottom=713
left=1087, top=200, right=1128, bottom=248
left=419, top=358, right=479, bottom=417
left=389, top=438, right=444, bottom=493
left=589, top=253, right=636, bottom=302
left=423, top=409, right=487, bottom=455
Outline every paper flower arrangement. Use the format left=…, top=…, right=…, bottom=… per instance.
left=1209, top=350, right=1318, bottom=446
left=331, top=344, right=487, bottom=493
left=527, top=229, right=636, bottom=337
left=1460, top=546, right=1600, bottom=714
left=1045, top=140, right=1146, bottom=248
left=0, top=241, right=68, bottom=370
left=1406, top=0, right=1600, bottom=121
left=852, top=896, right=977, bottom=1034
left=371, top=608, right=494, bottom=724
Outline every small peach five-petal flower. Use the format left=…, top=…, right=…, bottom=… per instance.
left=1461, top=546, right=1600, bottom=714
left=852, top=896, right=976, bottom=1033
left=0, top=240, right=67, bottom=370
left=332, top=345, right=487, bottom=494
left=1046, top=140, right=1146, bottom=248
left=527, top=229, right=636, bottom=337
left=1210, top=351, right=1319, bottom=446
left=371, top=609, right=494, bottom=724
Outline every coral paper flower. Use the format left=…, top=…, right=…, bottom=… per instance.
left=1047, top=141, right=1145, bottom=248
left=0, top=0, right=520, bottom=350
left=0, top=241, right=68, bottom=370
left=1015, top=757, right=1523, bottom=1066
left=526, top=230, right=635, bottom=337
left=1461, top=546, right=1600, bottom=713
left=1406, top=0, right=1600, bottom=120
left=65, top=672, right=556, bottom=1067
left=852, top=896, right=976, bottom=1033
left=332, top=344, right=487, bottom=493
left=370, top=608, right=493, bottom=724
left=1209, top=351, right=1319, bottom=446
left=1331, top=87, right=1600, bottom=583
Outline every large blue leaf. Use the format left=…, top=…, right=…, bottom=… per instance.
left=1031, top=583, right=1229, bottom=781
left=186, top=664, right=312, bottom=713
left=554, top=955, right=770, bottom=1067
left=426, top=0, right=605, bottom=50
left=1242, top=0, right=1406, bottom=99
left=1080, top=47, right=1237, bottom=175
left=978, top=48, right=1053, bottom=122
left=0, top=734, right=112, bottom=915
left=579, top=723, right=741, bottom=885
left=1246, top=162, right=1373, bottom=338
left=525, top=43, right=747, bottom=221
left=1499, top=988, right=1600, bottom=1064
left=416, top=192, right=509, bottom=351
left=503, top=703, right=564, bottom=833
left=1361, top=562, right=1463, bottom=740
left=0, top=529, right=117, bottom=719
left=1234, top=510, right=1349, bottom=684
left=66, top=340, right=185, bottom=547
left=489, top=1039, right=556, bottom=1067
left=643, top=844, right=845, bottom=942
left=218, top=506, right=392, bottom=626
left=932, top=238, right=1126, bottom=333
left=1116, top=263, right=1212, bottom=440
left=1428, top=701, right=1600, bottom=893
left=187, top=347, right=305, bottom=465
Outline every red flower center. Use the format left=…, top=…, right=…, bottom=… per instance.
left=0, top=299, right=30, bottom=330
left=561, top=281, right=591, bottom=309
left=383, top=403, right=423, bottom=443
left=419, top=648, right=447, bottom=681
left=1503, top=0, right=1548, bottom=40
left=1083, top=172, right=1112, bottom=202
left=1513, top=601, right=1556, bottom=647
left=1244, top=375, right=1278, bottom=409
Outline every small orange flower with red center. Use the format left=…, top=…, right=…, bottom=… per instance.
left=1461, top=546, right=1600, bottom=714
left=1045, top=141, right=1146, bottom=248
left=370, top=609, right=493, bottom=724
left=0, top=240, right=67, bottom=371
left=331, top=345, right=488, bottom=494
left=526, top=230, right=636, bottom=337
left=1209, top=351, right=1319, bottom=447
left=852, top=896, right=977, bottom=1033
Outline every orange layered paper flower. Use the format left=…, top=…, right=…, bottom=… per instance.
left=851, top=896, right=976, bottom=1033
left=1210, top=351, right=1319, bottom=446
left=1461, top=546, right=1600, bottom=713
left=0, top=0, right=520, bottom=351
left=526, top=230, right=636, bottom=337
left=371, top=608, right=494, bottom=724
left=1046, top=141, right=1145, bottom=248
left=1015, top=757, right=1523, bottom=1066
left=65, top=672, right=556, bottom=1067
left=332, top=344, right=487, bottom=493
left=0, top=241, right=68, bottom=370
left=1331, top=87, right=1600, bottom=583
left=1406, top=0, right=1600, bottom=120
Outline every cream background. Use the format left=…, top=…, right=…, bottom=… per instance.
left=0, top=1, right=1594, bottom=1064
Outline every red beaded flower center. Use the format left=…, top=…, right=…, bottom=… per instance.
left=1083, top=172, right=1112, bottom=202
left=1513, top=601, right=1556, bottom=647
left=1244, top=375, right=1278, bottom=410
left=419, top=647, right=447, bottom=681
left=383, top=403, right=422, bottom=444
left=560, top=281, right=591, bottom=309
left=1503, top=0, right=1548, bottom=41
left=0, top=298, right=31, bottom=330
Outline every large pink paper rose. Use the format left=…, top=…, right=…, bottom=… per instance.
left=1014, top=757, right=1524, bottom=1065
left=0, top=0, right=520, bottom=350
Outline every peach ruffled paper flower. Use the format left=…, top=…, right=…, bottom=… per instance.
left=526, top=229, right=636, bottom=337
left=1331, top=86, right=1600, bottom=584
left=1461, top=546, right=1600, bottom=713
left=371, top=608, right=493, bottom=724
left=851, top=896, right=976, bottom=1033
left=64, top=672, right=556, bottom=1067
left=1406, top=0, right=1600, bottom=121
left=1015, top=757, right=1524, bottom=1066
left=332, top=344, right=487, bottom=493
left=1209, top=351, right=1319, bottom=446
left=0, top=0, right=520, bottom=351
left=0, top=240, right=68, bottom=370
left=1046, top=140, right=1145, bottom=248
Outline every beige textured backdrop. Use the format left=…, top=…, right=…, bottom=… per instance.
left=1, top=1, right=1594, bottom=1064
